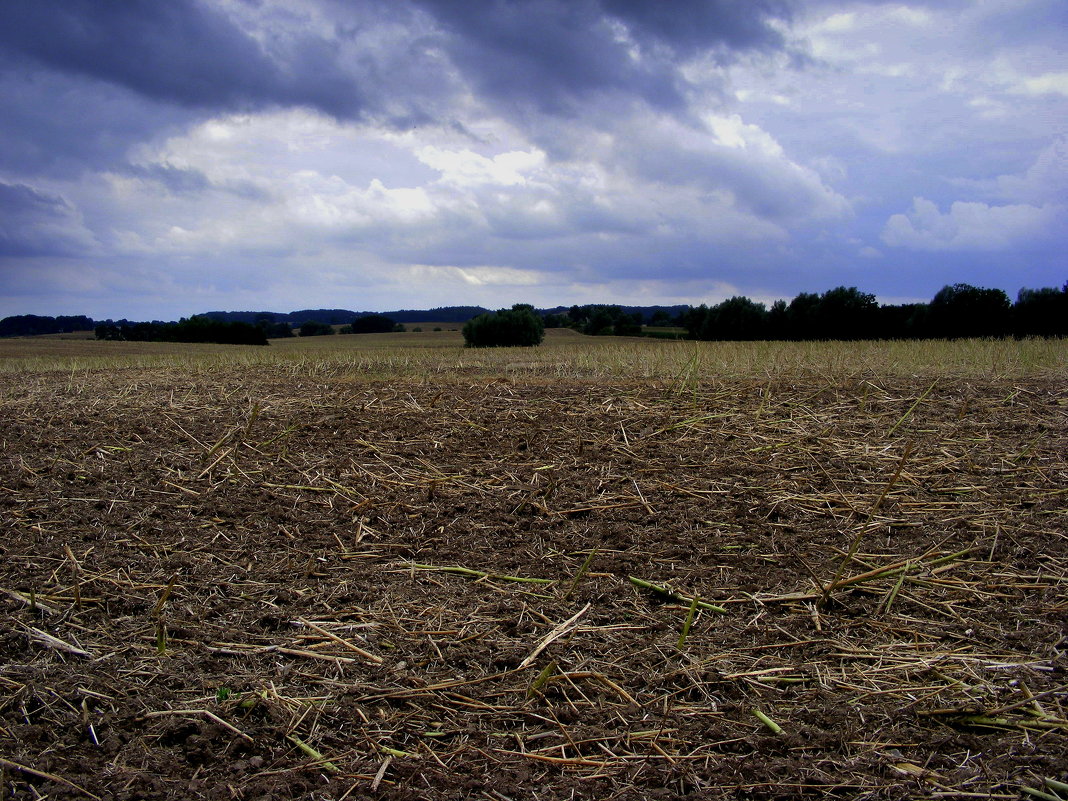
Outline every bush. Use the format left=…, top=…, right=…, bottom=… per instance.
left=257, top=320, right=293, bottom=338
left=299, top=320, right=335, bottom=337
left=462, top=304, right=545, bottom=348
left=351, top=314, right=397, bottom=334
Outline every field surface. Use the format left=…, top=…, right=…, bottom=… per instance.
left=1, top=335, right=1066, bottom=799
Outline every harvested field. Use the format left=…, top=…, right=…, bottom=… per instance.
left=1, top=349, right=1066, bottom=799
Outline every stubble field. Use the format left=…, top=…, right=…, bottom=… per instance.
left=1, top=332, right=1066, bottom=800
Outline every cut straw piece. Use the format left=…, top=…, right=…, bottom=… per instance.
left=628, top=576, right=727, bottom=613
left=371, top=755, right=392, bottom=791
left=0, top=757, right=102, bottom=800
left=410, top=563, right=555, bottom=584
left=141, top=709, right=252, bottom=741
left=2, top=587, right=58, bottom=615
left=24, top=625, right=91, bottom=657
left=518, top=603, right=591, bottom=669
left=886, top=380, right=936, bottom=438
left=296, top=618, right=383, bottom=664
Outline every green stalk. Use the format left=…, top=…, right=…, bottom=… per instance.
left=628, top=576, right=727, bottom=613
left=881, top=570, right=908, bottom=614
left=886, top=380, right=936, bottom=438
left=378, top=744, right=416, bottom=758
left=822, top=441, right=914, bottom=607
left=287, top=735, right=340, bottom=772
left=753, top=709, right=782, bottom=734
left=156, top=620, right=167, bottom=655
left=564, top=550, right=597, bottom=599
left=527, top=661, right=557, bottom=699
left=676, top=595, right=700, bottom=649
left=1020, top=787, right=1062, bottom=801
left=1044, top=778, right=1068, bottom=795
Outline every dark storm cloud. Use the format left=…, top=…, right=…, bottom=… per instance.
left=0, top=69, right=191, bottom=178
left=0, top=0, right=795, bottom=166
left=601, top=0, right=791, bottom=55
left=0, top=181, right=92, bottom=257
left=119, top=163, right=270, bottom=201
left=0, top=0, right=366, bottom=117
left=412, top=0, right=793, bottom=113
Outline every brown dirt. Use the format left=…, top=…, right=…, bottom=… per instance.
left=1, top=367, right=1065, bottom=800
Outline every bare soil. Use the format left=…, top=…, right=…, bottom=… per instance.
left=1, top=367, right=1065, bottom=799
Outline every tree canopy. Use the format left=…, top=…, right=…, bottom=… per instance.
left=462, top=304, right=545, bottom=348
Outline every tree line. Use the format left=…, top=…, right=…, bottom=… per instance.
left=675, top=283, right=1066, bottom=342
left=0, top=314, right=93, bottom=338
left=3, top=281, right=1064, bottom=345
left=94, top=316, right=269, bottom=345
left=535, top=282, right=1066, bottom=341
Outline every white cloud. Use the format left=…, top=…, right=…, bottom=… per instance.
left=952, top=137, right=1068, bottom=205
left=90, top=93, right=853, bottom=293
left=815, top=12, right=856, bottom=34
left=1012, top=71, right=1068, bottom=97
left=416, top=146, right=546, bottom=187
left=410, top=264, right=544, bottom=286
left=881, top=196, right=1060, bottom=251
left=995, top=137, right=1068, bottom=203
left=884, top=6, right=932, bottom=27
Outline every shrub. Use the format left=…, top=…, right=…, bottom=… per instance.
left=257, top=320, right=294, bottom=338
left=351, top=314, right=397, bottom=334
left=462, top=304, right=545, bottom=348
left=299, top=320, right=335, bottom=337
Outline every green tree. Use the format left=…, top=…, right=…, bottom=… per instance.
left=351, top=314, right=397, bottom=334
left=706, top=296, right=769, bottom=340
left=785, top=292, right=821, bottom=340
left=299, top=320, right=336, bottom=337
left=1013, top=284, right=1067, bottom=337
left=928, top=283, right=1010, bottom=338
left=542, top=312, right=571, bottom=328
left=648, top=309, right=672, bottom=327
left=816, top=286, right=878, bottom=340
left=583, top=306, right=617, bottom=336
left=462, top=304, right=545, bottom=347
left=613, top=312, right=643, bottom=337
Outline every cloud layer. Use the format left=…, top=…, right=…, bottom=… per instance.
left=0, top=0, right=1064, bottom=318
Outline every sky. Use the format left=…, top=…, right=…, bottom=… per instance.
left=0, top=0, right=1065, bottom=320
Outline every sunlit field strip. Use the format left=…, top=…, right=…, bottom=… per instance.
left=0, top=328, right=1065, bottom=379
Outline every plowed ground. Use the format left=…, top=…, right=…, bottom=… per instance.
left=1, top=367, right=1065, bottom=799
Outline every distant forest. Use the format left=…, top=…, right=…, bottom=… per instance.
left=1, top=282, right=1065, bottom=343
